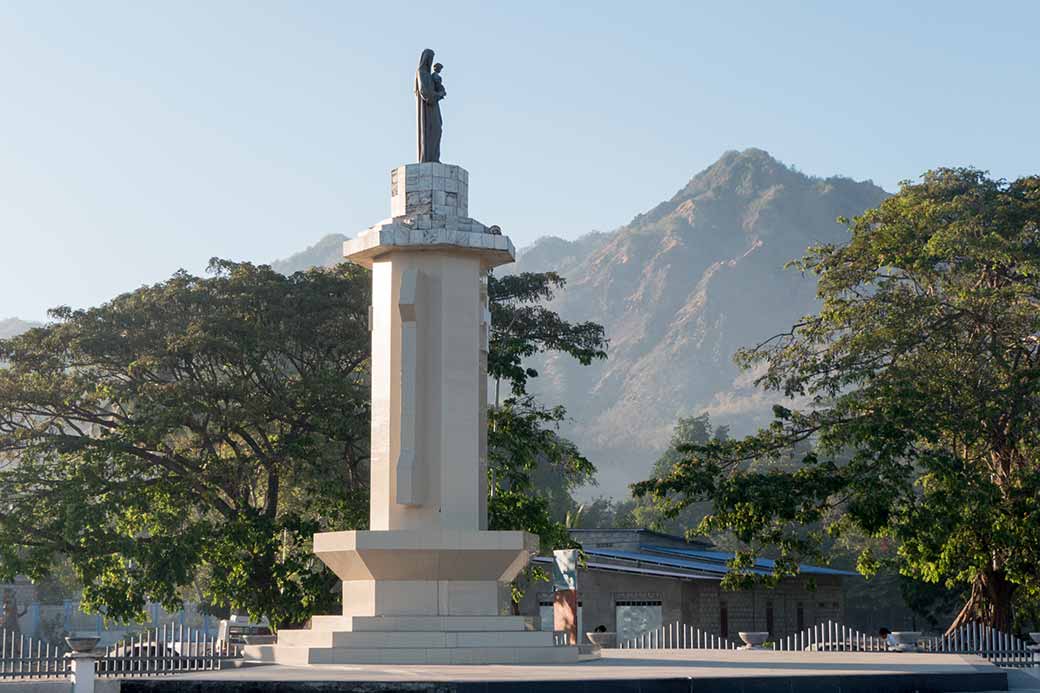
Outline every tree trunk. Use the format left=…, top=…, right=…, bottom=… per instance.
left=264, top=467, right=279, bottom=518
left=946, top=568, right=1016, bottom=635
left=983, top=569, right=1015, bottom=633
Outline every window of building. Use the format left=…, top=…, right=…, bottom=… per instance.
left=614, top=600, right=662, bottom=642
left=719, top=601, right=729, bottom=639
left=765, top=600, right=774, bottom=636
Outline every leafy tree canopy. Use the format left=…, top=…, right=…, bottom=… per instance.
left=485, top=272, right=606, bottom=552
left=488, top=397, right=593, bottom=552
left=628, top=414, right=728, bottom=537
left=634, top=169, right=1040, bottom=632
left=488, top=272, right=606, bottom=398
left=0, top=260, right=371, bottom=628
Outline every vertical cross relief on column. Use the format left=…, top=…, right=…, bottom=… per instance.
left=396, top=267, right=423, bottom=507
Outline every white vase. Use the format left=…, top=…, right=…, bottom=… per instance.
left=890, top=631, right=922, bottom=652
left=739, top=631, right=770, bottom=650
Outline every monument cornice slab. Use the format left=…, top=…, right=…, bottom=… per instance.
left=343, top=221, right=515, bottom=269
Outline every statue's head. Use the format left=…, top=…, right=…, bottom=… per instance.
left=418, top=49, right=435, bottom=72
left=433, top=63, right=443, bottom=73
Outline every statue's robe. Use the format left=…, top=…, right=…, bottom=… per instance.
left=415, top=51, right=442, bottom=163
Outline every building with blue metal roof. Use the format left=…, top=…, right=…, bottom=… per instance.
left=518, top=528, right=857, bottom=644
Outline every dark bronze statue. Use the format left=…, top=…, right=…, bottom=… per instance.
left=415, top=49, right=444, bottom=163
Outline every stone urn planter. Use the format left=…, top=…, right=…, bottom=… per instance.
left=1029, top=632, right=1040, bottom=645
left=65, top=635, right=101, bottom=653
left=889, top=631, right=922, bottom=652
left=738, top=631, right=769, bottom=650
left=586, top=631, right=616, bottom=649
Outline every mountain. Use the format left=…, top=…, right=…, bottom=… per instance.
left=272, top=234, right=348, bottom=275
left=0, top=318, right=40, bottom=340
left=511, top=149, right=887, bottom=495
left=274, top=148, right=889, bottom=497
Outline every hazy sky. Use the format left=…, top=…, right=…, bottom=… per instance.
left=1, top=1, right=1037, bottom=322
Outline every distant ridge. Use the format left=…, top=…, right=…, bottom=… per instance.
left=0, top=318, right=41, bottom=340
left=272, top=234, right=347, bottom=275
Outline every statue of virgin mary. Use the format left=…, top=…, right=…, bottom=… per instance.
left=415, top=49, right=443, bottom=163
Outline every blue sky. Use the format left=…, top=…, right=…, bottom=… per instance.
left=1, top=0, right=1037, bottom=321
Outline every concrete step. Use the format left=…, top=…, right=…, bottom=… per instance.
left=243, top=643, right=579, bottom=665
left=308, top=614, right=533, bottom=632
left=276, top=628, right=556, bottom=649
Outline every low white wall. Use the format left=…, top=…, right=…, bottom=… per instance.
left=0, top=682, right=69, bottom=693
left=0, top=681, right=117, bottom=693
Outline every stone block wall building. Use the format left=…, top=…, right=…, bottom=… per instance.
left=517, top=529, right=853, bottom=643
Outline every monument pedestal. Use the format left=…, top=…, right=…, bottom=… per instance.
left=317, top=529, right=535, bottom=617
left=246, top=163, right=578, bottom=665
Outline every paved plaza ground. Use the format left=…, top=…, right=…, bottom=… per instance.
left=5, top=651, right=1039, bottom=692
left=117, top=649, right=1032, bottom=692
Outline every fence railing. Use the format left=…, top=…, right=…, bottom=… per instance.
left=12, top=600, right=220, bottom=644
left=619, top=621, right=738, bottom=649
left=97, top=624, right=242, bottom=677
left=620, top=619, right=1039, bottom=668
left=0, top=628, right=69, bottom=678
left=773, top=620, right=887, bottom=651
left=922, top=622, right=1036, bottom=668
left=0, top=623, right=243, bottom=680
left=776, top=620, right=1037, bottom=668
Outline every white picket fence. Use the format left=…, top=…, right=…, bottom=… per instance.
left=618, top=619, right=1039, bottom=668
left=619, top=621, right=738, bottom=649
left=777, top=621, right=1037, bottom=667
left=773, top=620, right=887, bottom=651
left=0, top=624, right=242, bottom=680
left=97, top=624, right=242, bottom=677
left=0, top=629, right=69, bottom=678
left=922, top=622, right=1036, bottom=668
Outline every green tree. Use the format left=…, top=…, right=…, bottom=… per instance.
left=488, top=272, right=607, bottom=404
left=488, top=398, right=593, bottom=552
left=0, top=260, right=371, bottom=629
left=486, top=272, right=606, bottom=551
left=632, top=414, right=727, bottom=536
left=633, top=169, right=1040, bottom=632
left=574, top=496, right=637, bottom=529
left=485, top=271, right=606, bottom=610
